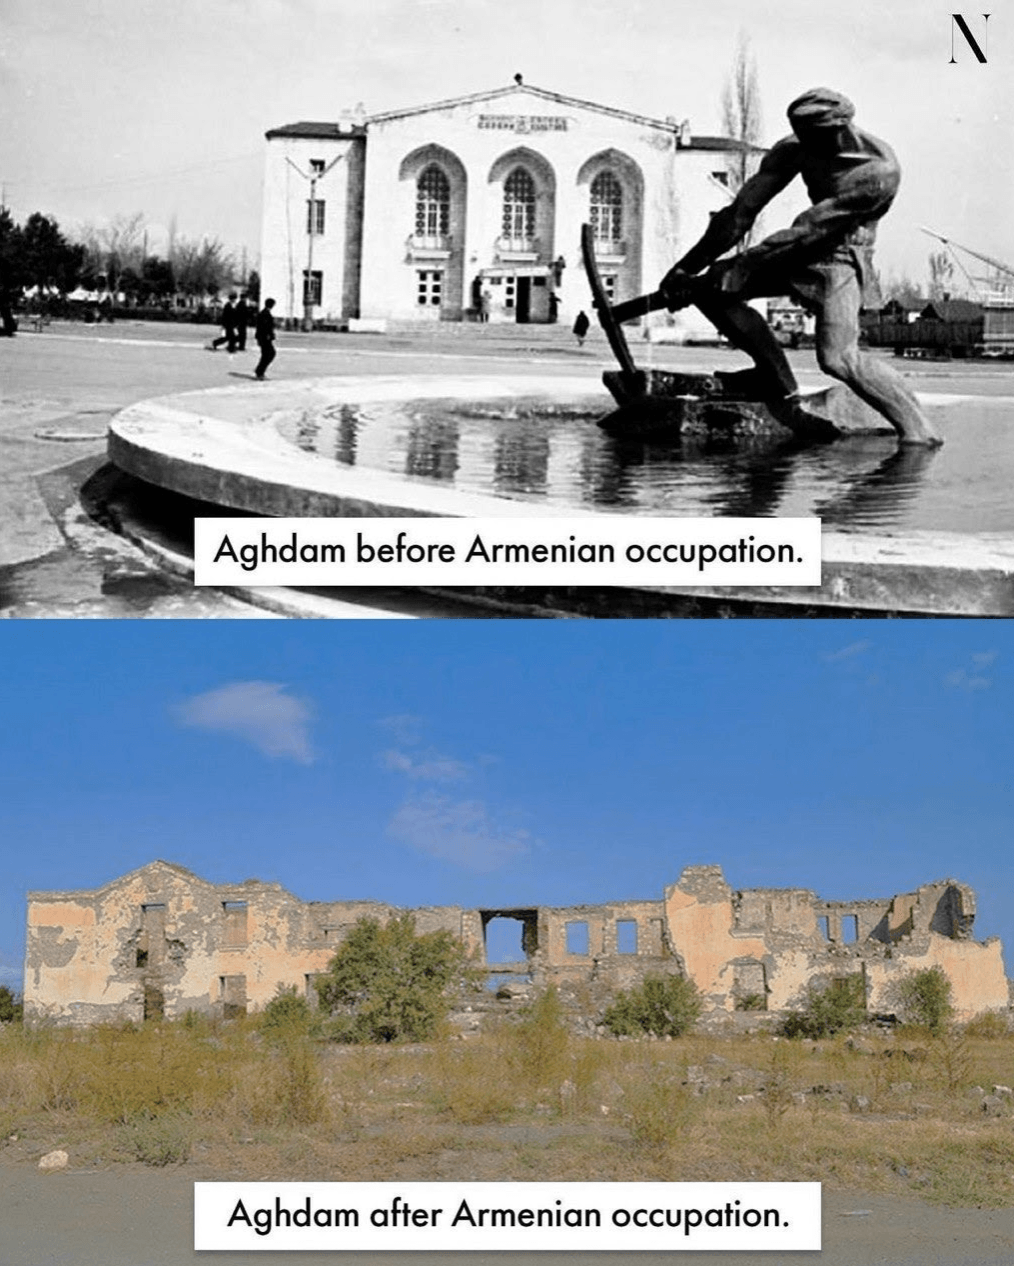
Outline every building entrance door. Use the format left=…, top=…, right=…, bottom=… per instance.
left=515, top=277, right=531, bottom=323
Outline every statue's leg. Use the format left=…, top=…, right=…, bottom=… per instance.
left=691, top=285, right=798, bottom=400
left=692, top=282, right=839, bottom=443
left=813, top=269, right=943, bottom=447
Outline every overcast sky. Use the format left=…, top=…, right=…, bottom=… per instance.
left=1, top=620, right=1010, bottom=991
left=2, top=0, right=1010, bottom=286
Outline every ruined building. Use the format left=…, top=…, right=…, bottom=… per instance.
left=23, top=861, right=1009, bottom=1026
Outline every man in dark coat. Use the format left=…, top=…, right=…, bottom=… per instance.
left=234, top=294, right=251, bottom=351
left=659, top=88, right=941, bottom=446
left=210, top=294, right=238, bottom=352
left=254, top=297, right=277, bottom=379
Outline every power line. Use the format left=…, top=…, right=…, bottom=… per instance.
left=3, top=152, right=262, bottom=198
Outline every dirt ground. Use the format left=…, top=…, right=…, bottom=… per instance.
left=3, top=1157, right=1014, bottom=1265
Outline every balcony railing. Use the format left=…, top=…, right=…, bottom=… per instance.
left=495, top=235, right=540, bottom=261
left=407, top=233, right=453, bottom=258
left=593, top=237, right=627, bottom=261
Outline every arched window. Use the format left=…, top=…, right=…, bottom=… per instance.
left=415, top=165, right=450, bottom=237
left=590, top=171, right=623, bottom=243
left=502, top=167, right=536, bottom=241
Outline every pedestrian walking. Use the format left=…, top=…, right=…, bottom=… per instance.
left=209, top=295, right=238, bottom=352
left=254, top=298, right=277, bottom=379
left=234, top=294, right=251, bottom=351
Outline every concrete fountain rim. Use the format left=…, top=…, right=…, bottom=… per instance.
left=105, top=373, right=1014, bottom=615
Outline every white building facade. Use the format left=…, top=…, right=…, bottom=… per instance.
left=260, top=81, right=745, bottom=333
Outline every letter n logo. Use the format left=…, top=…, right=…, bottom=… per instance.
left=950, top=13, right=989, bottom=63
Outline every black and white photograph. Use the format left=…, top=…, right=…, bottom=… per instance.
left=1, top=0, right=1011, bottom=617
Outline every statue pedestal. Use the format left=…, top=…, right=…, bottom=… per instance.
left=600, top=369, right=894, bottom=441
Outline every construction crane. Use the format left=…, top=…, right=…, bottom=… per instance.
left=919, top=228, right=1014, bottom=355
left=919, top=227, right=1014, bottom=300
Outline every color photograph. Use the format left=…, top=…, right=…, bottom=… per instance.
left=2, top=619, right=1013, bottom=1262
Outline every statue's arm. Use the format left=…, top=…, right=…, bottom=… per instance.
left=731, top=161, right=899, bottom=274
left=671, top=140, right=801, bottom=277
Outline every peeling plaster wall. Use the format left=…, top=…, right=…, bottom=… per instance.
left=665, top=865, right=1008, bottom=1021
left=23, top=860, right=1009, bottom=1026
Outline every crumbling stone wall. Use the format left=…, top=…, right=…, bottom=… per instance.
left=23, top=860, right=1008, bottom=1026
left=665, top=865, right=1007, bottom=1021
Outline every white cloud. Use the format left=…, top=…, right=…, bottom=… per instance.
left=379, top=717, right=529, bottom=868
left=388, top=793, right=530, bottom=871
left=945, top=651, right=998, bottom=692
left=173, top=681, right=314, bottom=763
left=823, top=639, right=873, bottom=663
left=382, top=748, right=468, bottom=782
left=377, top=714, right=424, bottom=746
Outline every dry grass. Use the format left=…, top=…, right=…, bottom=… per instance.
left=1, top=1017, right=1012, bottom=1206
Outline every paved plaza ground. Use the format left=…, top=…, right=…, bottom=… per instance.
left=3, top=1159, right=1014, bottom=1265
left=3, top=318, right=1013, bottom=617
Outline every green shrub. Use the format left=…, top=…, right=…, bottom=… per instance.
left=315, top=914, right=472, bottom=1044
left=0, top=987, right=23, bottom=1024
left=603, top=974, right=702, bottom=1039
left=260, top=984, right=313, bottom=1037
left=782, top=975, right=866, bottom=1039
left=897, top=966, right=954, bottom=1035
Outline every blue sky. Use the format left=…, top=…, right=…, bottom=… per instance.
left=2, top=0, right=1010, bottom=284
left=0, top=619, right=1010, bottom=991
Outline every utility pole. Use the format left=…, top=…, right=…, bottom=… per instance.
left=285, top=152, right=343, bottom=330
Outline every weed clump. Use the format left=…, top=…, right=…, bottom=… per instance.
left=603, top=974, right=702, bottom=1039
left=782, top=976, right=866, bottom=1039
left=118, top=1110, right=192, bottom=1166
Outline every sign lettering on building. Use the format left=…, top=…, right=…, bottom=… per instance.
left=477, top=115, right=569, bottom=133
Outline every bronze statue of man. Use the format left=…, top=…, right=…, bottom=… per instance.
left=659, top=88, right=942, bottom=447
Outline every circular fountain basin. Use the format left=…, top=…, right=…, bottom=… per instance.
left=107, top=374, right=1014, bottom=615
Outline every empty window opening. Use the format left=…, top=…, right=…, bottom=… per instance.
left=484, top=917, right=526, bottom=966
left=487, top=971, right=533, bottom=996
left=143, top=985, right=165, bottom=1021
left=818, top=915, right=830, bottom=941
left=616, top=919, right=637, bottom=954
left=733, top=961, right=767, bottom=1011
left=138, top=903, right=165, bottom=968
left=220, top=974, right=247, bottom=1019
left=841, top=914, right=859, bottom=944
left=222, top=901, right=248, bottom=947
left=565, top=921, right=589, bottom=956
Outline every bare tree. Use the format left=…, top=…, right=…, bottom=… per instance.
left=71, top=211, right=147, bottom=294
left=721, top=32, right=763, bottom=245
left=172, top=235, right=235, bottom=301
left=102, top=212, right=147, bottom=293
left=927, top=249, right=957, bottom=302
